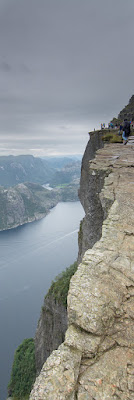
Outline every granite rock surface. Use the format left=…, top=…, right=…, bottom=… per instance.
left=30, top=140, right=134, bottom=400
left=35, top=296, right=67, bottom=375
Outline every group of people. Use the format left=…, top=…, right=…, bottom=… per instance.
left=101, top=123, right=106, bottom=129
left=100, top=119, right=132, bottom=145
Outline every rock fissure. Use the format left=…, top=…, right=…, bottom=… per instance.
left=70, top=324, right=103, bottom=338
left=79, top=340, right=118, bottom=373
left=124, top=231, right=134, bottom=236
left=109, top=264, right=134, bottom=284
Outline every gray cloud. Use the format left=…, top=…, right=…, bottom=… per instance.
left=0, top=61, right=12, bottom=72
left=0, top=0, right=134, bottom=155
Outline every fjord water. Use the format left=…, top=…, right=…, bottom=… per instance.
left=0, top=201, right=84, bottom=400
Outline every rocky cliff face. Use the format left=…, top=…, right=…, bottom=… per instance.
left=118, top=94, right=134, bottom=122
left=35, top=295, right=67, bottom=375
left=34, top=261, right=77, bottom=377
left=78, top=131, right=104, bottom=262
left=30, top=137, right=134, bottom=400
left=34, top=132, right=104, bottom=374
left=111, top=94, right=134, bottom=125
left=0, top=182, right=59, bottom=231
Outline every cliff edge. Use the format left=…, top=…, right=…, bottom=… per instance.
left=30, top=138, right=134, bottom=400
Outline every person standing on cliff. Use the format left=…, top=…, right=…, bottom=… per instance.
left=119, top=124, right=123, bottom=135
left=122, top=118, right=130, bottom=144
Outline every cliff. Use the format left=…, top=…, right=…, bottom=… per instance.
left=35, top=296, right=67, bottom=375
left=0, top=181, right=79, bottom=231
left=0, top=182, right=59, bottom=231
left=35, top=262, right=77, bottom=375
left=34, top=133, right=104, bottom=375
left=78, top=131, right=104, bottom=262
left=30, top=133, right=134, bottom=400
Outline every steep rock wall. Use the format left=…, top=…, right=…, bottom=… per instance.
left=34, top=262, right=78, bottom=376
left=34, top=132, right=104, bottom=375
left=35, top=295, right=67, bottom=375
left=78, top=131, right=104, bottom=262
left=30, top=141, right=134, bottom=400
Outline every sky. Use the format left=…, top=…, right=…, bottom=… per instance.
left=0, top=0, right=134, bottom=157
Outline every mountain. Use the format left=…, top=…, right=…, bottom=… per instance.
left=0, top=181, right=79, bottom=231
left=49, top=160, right=81, bottom=187
left=111, top=94, right=134, bottom=124
left=0, top=182, right=59, bottom=231
left=41, top=155, right=82, bottom=170
left=0, top=154, right=81, bottom=189
left=0, top=154, right=81, bottom=231
left=118, top=94, right=134, bottom=122
left=0, top=155, right=54, bottom=187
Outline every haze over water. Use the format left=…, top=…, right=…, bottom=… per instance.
left=0, top=201, right=84, bottom=400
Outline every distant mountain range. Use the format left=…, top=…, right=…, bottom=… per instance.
left=0, top=155, right=54, bottom=187
left=0, top=154, right=82, bottom=230
left=0, top=154, right=81, bottom=188
left=41, top=155, right=82, bottom=169
left=49, top=160, right=81, bottom=187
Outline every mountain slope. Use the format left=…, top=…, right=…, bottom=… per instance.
left=0, top=183, right=59, bottom=230
left=49, top=160, right=81, bottom=187
left=0, top=155, right=54, bottom=187
left=0, top=154, right=81, bottom=189
left=0, top=181, right=79, bottom=231
left=111, top=94, right=134, bottom=124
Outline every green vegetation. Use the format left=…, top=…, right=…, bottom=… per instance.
left=46, top=261, right=78, bottom=307
left=102, top=131, right=123, bottom=143
left=78, top=220, right=83, bottom=242
left=8, top=338, right=36, bottom=399
left=110, top=134, right=123, bottom=143
left=55, top=183, right=68, bottom=188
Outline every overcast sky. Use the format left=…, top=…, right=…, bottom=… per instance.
left=0, top=0, right=134, bottom=156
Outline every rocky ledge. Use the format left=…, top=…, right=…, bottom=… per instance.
left=30, top=141, right=134, bottom=400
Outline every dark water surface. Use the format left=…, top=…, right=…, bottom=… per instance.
left=0, top=201, right=84, bottom=400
